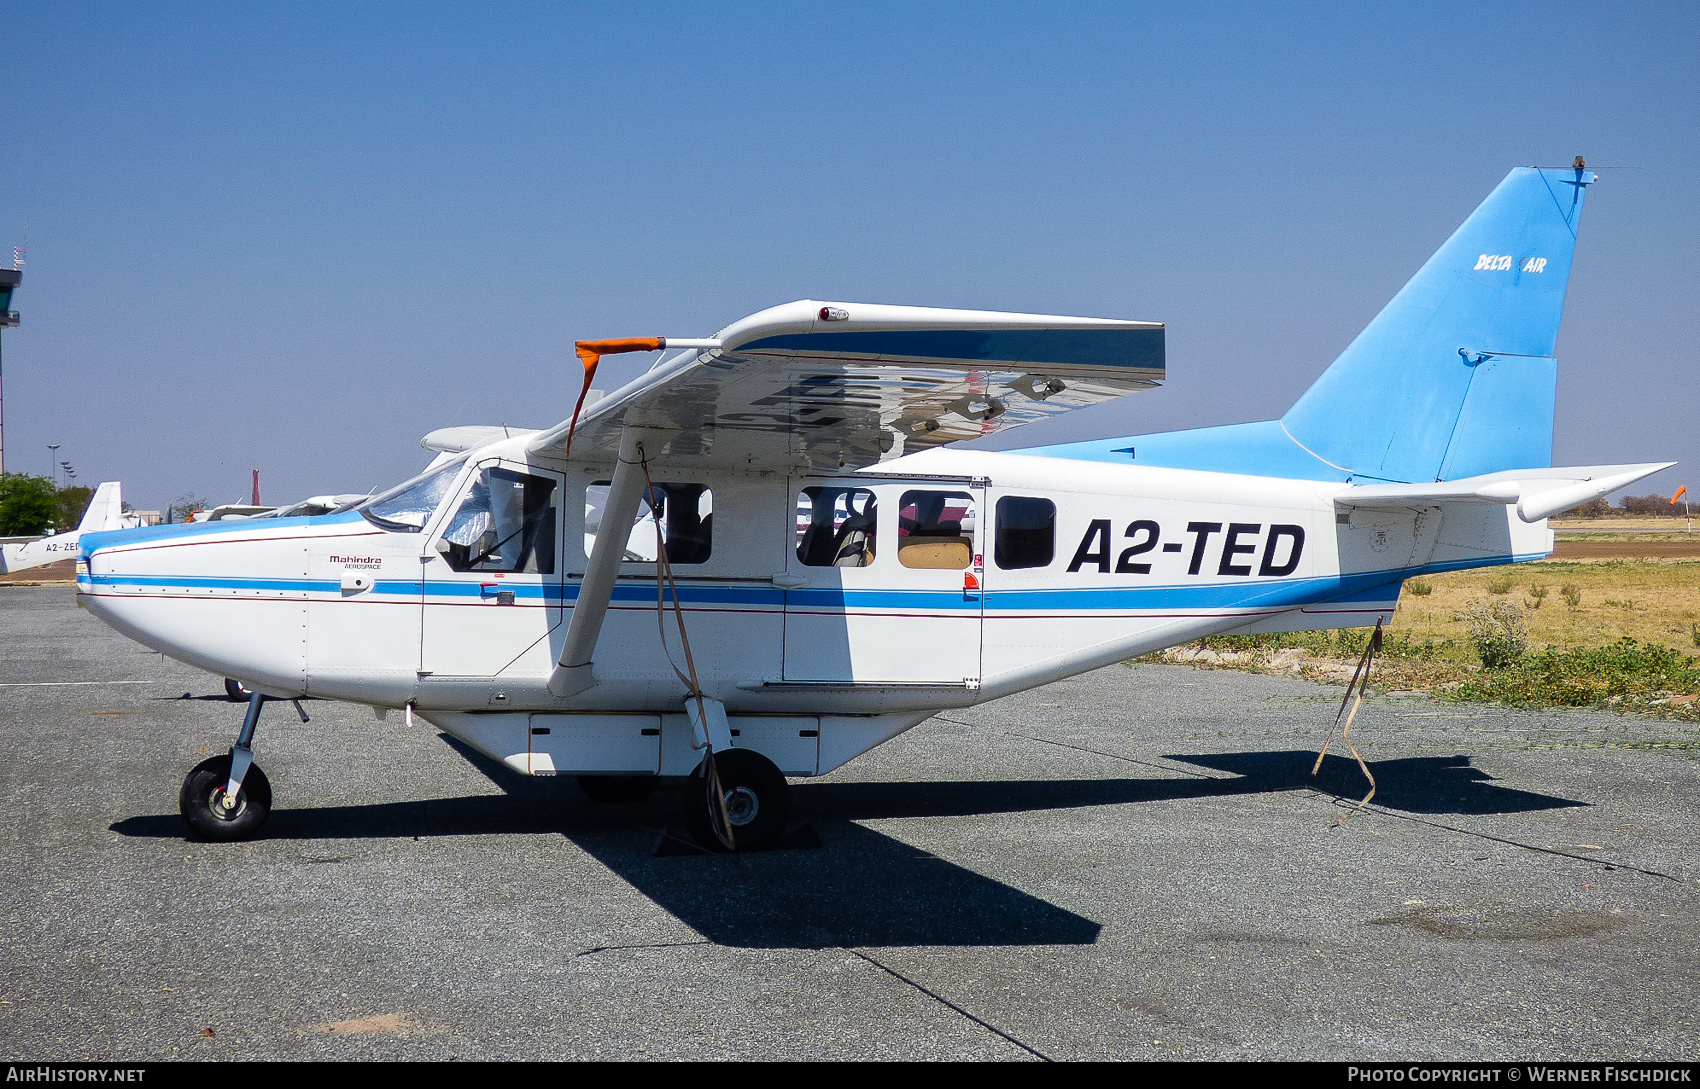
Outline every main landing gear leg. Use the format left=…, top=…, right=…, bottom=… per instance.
left=179, top=691, right=273, bottom=841
left=681, top=748, right=790, bottom=851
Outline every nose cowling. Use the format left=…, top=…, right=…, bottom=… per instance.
left=79, top=522, right=309, bottom=697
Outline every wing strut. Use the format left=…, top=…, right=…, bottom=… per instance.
left=547, top=424, right=676, bottom=697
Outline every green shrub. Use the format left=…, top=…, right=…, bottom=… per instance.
left=1463, top=598, right=1527, bottom=668
left=1527, top=584, right=1548, bottom=609
left=1561, top=584, right=1582, bottom=609
left=1487, top=573, right=1516, bottom=595
left=1407, top=579, right=1433, bottom=596
left=1448, top=639, right=1700, bottom=707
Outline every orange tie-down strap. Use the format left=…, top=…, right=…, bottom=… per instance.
left=565, top=338, right=664, bottom=457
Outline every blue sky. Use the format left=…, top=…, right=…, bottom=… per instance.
left=2, top=1, right=1695, bottom=511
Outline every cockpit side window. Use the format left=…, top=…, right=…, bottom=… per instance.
left=437, top=467, right=557, bottom=574
left=359, top=459, right=466, bottom=532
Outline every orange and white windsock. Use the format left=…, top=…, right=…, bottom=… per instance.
left=1674, top=485, right=1689, bottom=505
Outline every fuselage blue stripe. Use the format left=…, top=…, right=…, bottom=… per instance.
left=79, top=552, right=1543, bottom=613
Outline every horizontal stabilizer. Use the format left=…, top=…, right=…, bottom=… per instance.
left=1337, top=462, right=1674, bottom=523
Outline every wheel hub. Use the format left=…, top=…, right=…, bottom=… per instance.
left=208, top=786, right=245, bottom=820
left=722, top=786, right=759, bottom=827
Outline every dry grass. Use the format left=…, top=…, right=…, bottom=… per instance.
left=1390, top=559, right=1700, bottom=657
left=1552, top=515, right=1696, bottom=535
left=1144, top=558, right=1700, bottom=715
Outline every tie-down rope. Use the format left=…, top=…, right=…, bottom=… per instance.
left=638, top=452, right=737, bottom=851
left=1311, top=616, right=1383, bottom=827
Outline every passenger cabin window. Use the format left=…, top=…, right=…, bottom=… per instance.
left=586, top=482, right=712, bottom=564
left=796, top=487, right=878, bottom=568
left=898, top=490, right=976, bottom=570
left=438, top=466, right=557, bottom=573
left=995, top=496, right=1055, bottom=570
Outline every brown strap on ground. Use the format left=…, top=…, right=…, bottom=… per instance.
left=639, top=455, right=737, bottom=851
left=563, top=338, right=664, bottom=459
left=1312, top=616, right=1383, bottom=827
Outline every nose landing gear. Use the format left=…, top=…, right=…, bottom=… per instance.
left=179, top=691, right=273, bottom=841
left=180, top=754, right=272, bottom=840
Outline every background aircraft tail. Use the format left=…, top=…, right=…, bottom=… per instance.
left=0, top=482, right=126, bottom=575
left=79, top=481, right=125, bottom=533
left=1024, top=165, right=1595, bottom=484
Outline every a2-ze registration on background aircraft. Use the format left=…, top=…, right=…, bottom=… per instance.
left=78, top=163, right=1669, bottom=849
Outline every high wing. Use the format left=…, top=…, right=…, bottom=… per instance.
left=526, top=300, right=1163, bottom=470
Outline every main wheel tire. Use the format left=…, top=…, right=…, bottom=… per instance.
left=681, top=748, right=790, bottom=851
left=576, top=775, right=659, bottom=804
left=224, top=678, right=253, bottom=703
left=179, top=754, right=272, bottom=842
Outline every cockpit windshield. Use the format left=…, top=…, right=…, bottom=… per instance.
left=357, top=458, right=467, bottom=532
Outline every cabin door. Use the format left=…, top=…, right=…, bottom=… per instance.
left=781, top=479, right=984, bottom=684
left=419, top=460, right=566, bottom=678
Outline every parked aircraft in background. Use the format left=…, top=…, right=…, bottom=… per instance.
left=76, top=163, right=1670, bottom=849
left=1, top=482, right=132, bottom=574
left=191, top=495, right=370, bottom=522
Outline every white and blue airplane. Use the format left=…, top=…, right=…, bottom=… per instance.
left=77, top=163, right=1669, bottom=849
left=1, top=481, right=130, bottom=575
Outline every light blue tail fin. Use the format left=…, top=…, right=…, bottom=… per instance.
left=1024, top=165, right=1594, bottom=483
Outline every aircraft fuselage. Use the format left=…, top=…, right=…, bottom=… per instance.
left=77, top=439, right=1549, bottom=779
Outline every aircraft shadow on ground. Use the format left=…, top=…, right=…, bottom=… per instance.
left=790, top=749, right=1582, bottom=821
left=107, top=743, right=1579, bottom=948
left=1166, top=750, right=1585, bottom=816
left=453, top=738, right=1102, bottom=949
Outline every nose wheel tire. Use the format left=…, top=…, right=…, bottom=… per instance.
left=179, top=754, right=272, bottom=841
left=224, top=678, right=253, bottom=703
left=576, top=775, right=659, bottom=804
left=681, top=748, right=789, bottom=851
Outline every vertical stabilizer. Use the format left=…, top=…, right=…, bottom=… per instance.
left=1017, top=165, right=1595, bottom=484
left=1281, top=165, right=1592, bottom=483
left=78, top=482, right=126, bottom=533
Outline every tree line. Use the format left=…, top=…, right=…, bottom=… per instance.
left=1562, top=494, right=1688, bottom=517
left=0, top=474, right=95, bottom=537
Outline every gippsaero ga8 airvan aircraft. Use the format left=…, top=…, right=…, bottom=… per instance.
left=78, top=163, right=1670, bottom=849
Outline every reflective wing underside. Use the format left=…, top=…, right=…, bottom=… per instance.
left=541, top=324, right=1164, bottom=472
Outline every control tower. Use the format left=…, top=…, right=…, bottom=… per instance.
left=0, top=264, right=19, bottom=476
